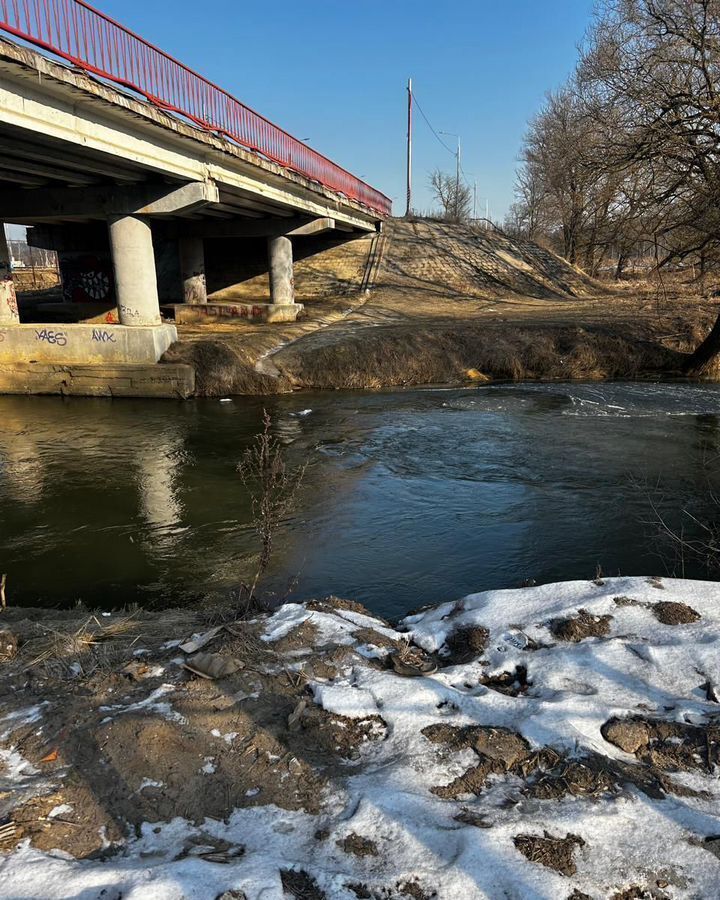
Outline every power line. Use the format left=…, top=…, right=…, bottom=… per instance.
left=412, top=92, right=456, bottom=157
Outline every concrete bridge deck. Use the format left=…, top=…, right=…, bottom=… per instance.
left=0, top=0, right=390, bottom=395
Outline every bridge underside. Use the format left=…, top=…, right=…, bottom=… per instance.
left=0, top=38, right=385, bottom=387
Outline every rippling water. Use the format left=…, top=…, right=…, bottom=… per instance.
left=1, top=382, right=719, bottom=618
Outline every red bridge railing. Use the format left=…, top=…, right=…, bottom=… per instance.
left=0, top=0, right=391, bottom=217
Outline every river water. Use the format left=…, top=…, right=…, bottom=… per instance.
left=1, top=382, right=719, bottom=619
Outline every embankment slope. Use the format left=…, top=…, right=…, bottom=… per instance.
left=166, top=219, right=716, bottom=394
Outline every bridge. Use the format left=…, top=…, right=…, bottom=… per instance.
left=0, top=0, right=390, bottom=385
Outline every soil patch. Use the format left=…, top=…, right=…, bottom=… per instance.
left=422, top=724, right=530, bottom=768
left=551, top=609, right=613, bottom=642
left=443, top=625, right=489, bottom=665
left=652, top=601, right=701, bottom=625
left=347, top=882, right=436, bottom=900
left=480, top=664, right=531, bottom=696
left=0, top=607, right=386, bottom=859
left=602, top=716, right=720, bottom=772
left=513, top=831, right=585, bottom=876
left=281, top=868, right=327, bottom=900
left=338, top=833, right=378, bottom=857
left=306, top=597, right=382, bottom=618
left=297, top=707, right=387, bottom=761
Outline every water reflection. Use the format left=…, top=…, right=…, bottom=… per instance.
left=0, top=383, right=719, bottom=617
left=136, top=428, right=185, bottom=546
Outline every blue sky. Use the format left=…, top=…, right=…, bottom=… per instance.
left=42, top=1, right=595, bottom=222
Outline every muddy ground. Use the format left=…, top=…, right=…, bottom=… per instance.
left=1, top=579, right=720, bottom=898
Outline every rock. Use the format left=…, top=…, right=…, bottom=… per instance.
left=601, top=718, right=651, bottom=754
left=183, top=651, right=244, bottom=680
left=466, top=368, right=491, bottom=382
left=469, top=727, right=530, bottom=768
left=0, top=629, right=17, bottom=661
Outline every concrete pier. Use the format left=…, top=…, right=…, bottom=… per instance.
left=267, top=235, right=295, bottom=306
left=179, top=236, right=207, bottom=305
left=0, top=226, right=19, bottom=325
left=108, top=215, right=162, bottom=326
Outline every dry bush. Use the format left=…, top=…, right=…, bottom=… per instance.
left=237, top=411, right=307, bottom=604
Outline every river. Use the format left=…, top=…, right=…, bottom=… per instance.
left=1, top=382, right=719, bottom=619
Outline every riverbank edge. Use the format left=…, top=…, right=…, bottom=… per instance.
left=1, top=576, right=720, bottom=898
left=165, top=318, right=715, bottom=397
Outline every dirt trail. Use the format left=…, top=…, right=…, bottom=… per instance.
left=165, top=219, right=720, bottom=395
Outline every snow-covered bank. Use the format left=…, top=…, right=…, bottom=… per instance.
left=1, top=577, right=720, bottom=899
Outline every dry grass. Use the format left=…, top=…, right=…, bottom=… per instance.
left=22, top=615, right=141, bottom=675
left=276, top=322, right=684, bottom=391
left=163, top=338, right=289, bottom=396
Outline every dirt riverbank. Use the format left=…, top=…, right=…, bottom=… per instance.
left=1, top=576, right=720, bottom=898
left=165, top=220, right=720, bottom=396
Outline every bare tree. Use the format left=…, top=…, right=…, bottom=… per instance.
left=505, top=164, right=548, bottom=239
left=429, top=169, right=472, bottom=223
left=510, top=0, right=720, bottom=369
left=236, top=411, right=306, bottom=603
left=578, top=0, right=720, bottom=367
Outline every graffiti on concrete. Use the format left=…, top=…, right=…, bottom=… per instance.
left=80, top=271, right=111, bottom=300
left=91, top=329, right=117, bottom=343
left=60, top=253, right=115, bottom=304
left=35, top=328, right=68, bottom=346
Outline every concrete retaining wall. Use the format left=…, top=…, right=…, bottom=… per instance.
left=0, top=323, right=178, bottom=364
left=0, top=362, right=194, bottom=398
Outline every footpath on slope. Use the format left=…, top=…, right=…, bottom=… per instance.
left=166, top=219, right=720, bottom=395
left=1, top=577, right=720, bottom=898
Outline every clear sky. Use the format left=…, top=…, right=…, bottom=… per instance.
left=37, top=1, right=596, bottom=222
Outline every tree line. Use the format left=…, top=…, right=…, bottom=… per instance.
left=508, top=1, right=720, bottom=275
left=505, top=0, right=720, bottom=367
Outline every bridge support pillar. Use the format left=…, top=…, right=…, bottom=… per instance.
left=267, top=234, right=295, bottom=306
left=109, top=215, right=161, bottom=326
left=179, top=236, right=207, bottom=305
left=0, top=226, right=20, bottom=326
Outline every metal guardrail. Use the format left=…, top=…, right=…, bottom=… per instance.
left=0, top=0, right=391, bottom=217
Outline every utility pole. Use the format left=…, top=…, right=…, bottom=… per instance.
left=440, top=131, right=461, bottom=221
left=405, top=78, right=413, bottom=218
left=473, top=181, right=477, bottom=220
left=455, top=136, right=461, bottom=221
